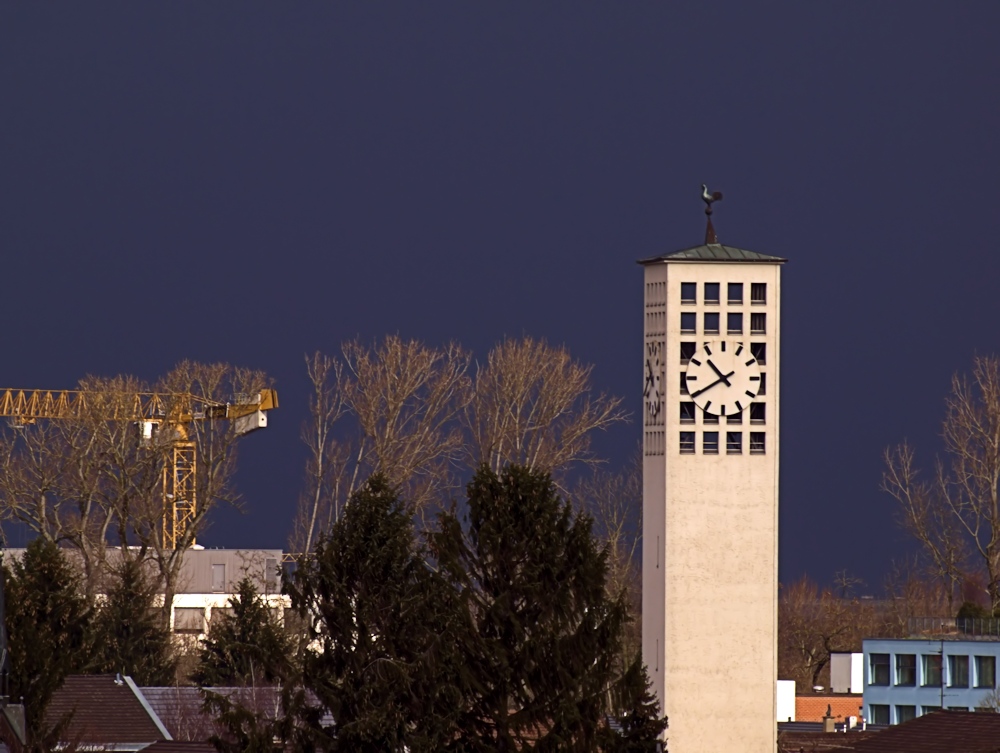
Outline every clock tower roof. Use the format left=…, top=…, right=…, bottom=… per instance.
left=638, top=243, right=786, bottom=265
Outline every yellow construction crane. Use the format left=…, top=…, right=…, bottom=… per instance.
left=0, top=387, right=278, bottom=548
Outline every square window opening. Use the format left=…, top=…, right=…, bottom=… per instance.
left=680, top=373, right=689, bottom=395
left=727, top=412, right=743, bottom=425
left=703, top=431, right=719, bottom=454
left=949, top=655, right=969, bottom=688
left=976, top=656, right=996, bottom=688
left=749, top=432, right=765, bottom=455
left=869, top=704, right=889, bottom=726
left=727, top=312, right=742, bottom=335
left=679, top=432, right=695, bottom=454
left=726, top=432, right=742, bottom=454
left=727, top=282, right=743, bottom=304
left=896, top=654, right=916, bottom=686
left=681, top=312, right=696, bottom=334
left=750, top=312, right=766, bottom=334
left=870, top=654, right=890, bottom=686
left=704, top=312, right=720, bottom=335
left=750, top=403, right=765, bottom=425
left=680, top=402, right=696, bottom=424
left=751, top=282, right=766, bottom=304
left=702, top=411, right=719, bottom=425
left=680, top=342, right=696, bottom=364
left=751, top=342, right=766, bottom=365
left=921, top=654, right=942, bottom=687
left=681, top=282, right=696, bottom=304
left=704, top=282, right=720, bottom=304
left=896, top=705, right=916, bottom=724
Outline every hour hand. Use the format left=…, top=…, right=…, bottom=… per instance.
left=707, top=359, right=732, bottom=386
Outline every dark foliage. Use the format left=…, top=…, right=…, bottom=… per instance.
left=284, top=475, right=466, bottom=752
left=601, top=658, right=668, bottom=752
left=431, top=465, right=646, bottom=752
left=91, top=558, right=176, bottom=685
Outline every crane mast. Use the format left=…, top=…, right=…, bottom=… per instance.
left=0, top=387, right=277, bottom=549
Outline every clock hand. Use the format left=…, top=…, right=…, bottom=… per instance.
left=689, top=369, right=736, bottom=398
left=706, top=359, right=732, bottom=387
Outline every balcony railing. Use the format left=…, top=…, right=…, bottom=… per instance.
left=908, top=616, right=1000, bottom=638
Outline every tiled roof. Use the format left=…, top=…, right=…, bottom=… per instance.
left=850, top=710, right=1000, bottom=753
left=142, top=742, right=216, bottom=753
left=45, top=675, right=170, bottom=745
left=778, top=730, right=878, bottom=753
left=796, top=694, right=865, bottom=723
left=638, top=243, right=787, bottom=264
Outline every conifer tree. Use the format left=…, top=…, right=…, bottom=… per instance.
left=285, top=475, right=465, bottom=752
left=431, top=465, right=645, bottom=752
left=4, top=539, right=93, bottom=737
left=91, top=558, right=176, bottom=685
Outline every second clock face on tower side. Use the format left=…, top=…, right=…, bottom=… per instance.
left=685, top=339, right=761, bottom=417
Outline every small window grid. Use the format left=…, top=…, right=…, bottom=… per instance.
left=949, top=655, right=969, bottom=688
left=896, top=705, right=916, bottom=724
left=681, top=312, right=696, bottom=333
left=679, top=432, right=695, bottom=454
left=727, top=412, right=742, bottom=425
left=681, top=282, right=696, bottom=304
left=757, top=373, right=767, bottom=395
left=751, top=283, right=766, bottom=304
left=896, top=654, right=916, bottom=686
left=680, top=342, right=696, bottom=364
left=703, top=432, right=719, bottom=455
left=870, top=654, right=890, bottom=686
left=751, top=342, right=766, bottom=365
left=921, top=654, right=942, bottom=687
left=869, top=704, right=889, bottom=725
left=750, top=403, right=765, bottom=425
left=726, top=432, right=742, bottom=454
left=680, top=402, right=696, bottom=424
left=750, top=432, right=765, bottom=455
left=750, top=312, right=766, bottom=334
left=702, top=411, right=719, bottom=425
left=704, top=282, right=720, bottom=305
left=680, top=373, right=689, bottom=395
left=727, top=312, right=742, bottom=335
left=727, top=282, right=743, bottom=304
left=976, top=656, right=996, bottom=688
left=704, top=312, right=720, bottom=334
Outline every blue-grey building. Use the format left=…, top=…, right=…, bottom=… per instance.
left=863, top=624, right=1000, bottom=725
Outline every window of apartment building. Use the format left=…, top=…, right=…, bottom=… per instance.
left=751, top=282, right=766, bottom=304
left=726, top=432, right=742, bottom=455
left=922, top=705, right=941, bottom=715
left=869, top=704, right=889, bottom=725
left=704, top=282, right=720, bottom=304
left=870, top=653, right=890, bottom=686
left=757, top=372, right=766, bottom=395
left=751, top=342, right=766, bottom=365
left=750, top=312, right=766, bottom=334
left=702, top=411, right=718, bottom=425
left=749, top=432, right=765, bottom=455
left=921, top=654, right=942, bottom=687
left=680, top=432, right=695, bottom=455
left=703, top=432, right=719, bottom=455
left=750, top=403, right=766, bottom=425
left=727, top=312, right=742, bottom=335
left=896, top=654, right=916, bottom=686
left=211, top=563, right=226, bottom=593
left=211, top=607, right=234, bottom=625
left=896, top=705, right=916, bottom=724
left=681, top=282, right=696, bottom=304
left=727, top=411, right=742, bottom=425
left=704, top=312, right=720, bottom=334
left=728, top=282, right=743, bottom=304
left=949, top=655, right=970, bottom=687
left=680, top=342, right=696, bottom=364
left=681, top=312, right=696, bottom=333
left=680, top=402, right=696, bottom=424
left=174, top=607, right=205, bottom=634
left=948, top=706, right=970, bottom=711
left=680, top=372, right=689, bottom=395
left=976, top=656, right=996, bottom=688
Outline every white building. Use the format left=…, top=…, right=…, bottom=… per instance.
left=640, top=225, right=784, bottom=753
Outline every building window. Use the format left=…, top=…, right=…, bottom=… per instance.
left=704, top=312, right=720, bottom=334
left=727, top=411, right=742, bottom=425
left=728, top=282, right=743, bottom=304
left=681, top=282, right=696, bottom=304
left=750, top=403, right=765, bottom=424
left=751, top=342, right=766, bottom=365
left=174, top=607, right=206, bottom=634
left=896, top=654, right=916, bottom=686
left=211, top=563, right=226, bottom=592
left=922, top=705, right=941, bottom=715
left=869, top=704, right=889, bottom=725
left=948, top=706, right=970, bottom=711
left=949, top=655, right=969, bottom=688
left=750, top=312, right=766, bottom=334
left=680, top=372, right=688, bottom=395
left=727, top=312, right=742, bottom=335
left=702, top=411, right=718, bottom=425
left=896, top=705, right=916, bottom=724
left=751, top=282, right=766, bottom=304
left=757, top=372, right=766, bottom=396
left=680, top=432, right=695, bottom=454
left=266, top=557, right=279, bottom=591
left=680, top=342, right=696, bottom=364
left=726, top=432, right=742, bottom=454
left=681, top=312, right=696, bottom=333
left=680, top=402, right=696, bottom=424
left=976, top=656, right=996, bottom=688
left=921, top=654, right=942, bottom=687
left=704, top=282, right=720, bottom=304
left=870, top=653, right=890, bottom=686
left=749, top=432, right=765, bottom=455
left=703, top=432, right=719, bottom=454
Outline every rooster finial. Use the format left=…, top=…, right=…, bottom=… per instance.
left=701, top=184, right=723, bottom=243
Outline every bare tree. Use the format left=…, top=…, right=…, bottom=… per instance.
left=464, top=336, right=628, bottom=481
left=883, top=356, right=1000, bottom=612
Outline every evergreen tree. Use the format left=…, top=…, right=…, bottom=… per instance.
left=431, top=465, right=637, bottom=752
left=192, top=576, right=291, bottom=687
left=600, top=658, right=668, bottom=752
left=284, top=475, right=465, bottom=753
left=4, top=539, right=93, bottom=738
left=91, top=558, right=177, bottom=685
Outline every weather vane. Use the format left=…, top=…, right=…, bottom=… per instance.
left=701, top=183, right=723, bottom=244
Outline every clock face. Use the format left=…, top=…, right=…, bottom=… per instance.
left=643, top=342, right=663, bottom=421
left=685, top=339, right=761, bottom=417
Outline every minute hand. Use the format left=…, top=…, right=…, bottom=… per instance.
left=690, top=369, right=735, bottom=398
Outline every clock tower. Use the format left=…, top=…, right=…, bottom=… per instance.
left=640, top=198, right=785, bottom=753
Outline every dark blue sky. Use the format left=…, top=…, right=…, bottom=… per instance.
left=3, top=3, right=999, bottom=588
